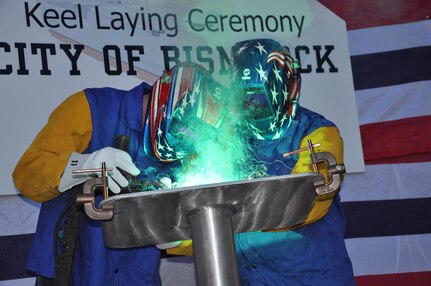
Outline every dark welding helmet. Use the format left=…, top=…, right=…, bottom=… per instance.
left=231, top=38, right=301, bottom=140
left=144, top=62, right=229, bottom=162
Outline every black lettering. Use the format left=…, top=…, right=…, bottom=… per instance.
left=148, top=13, right=163, bottom=31
left=15, top=43, right=29, bottom=75
left=124, top=45, right=144, bottom=75
left=103, top=45, right=122, bottom=75
left=229, top=15, right=242, bottom=32
left=125, top=12, right=139, bottom=37
left=314, top=45, right=338, bottom=73
left=95, top=6, right=110, bottom=30
left=206, top=14, right=218, bottom=32
left=160, top=46, right=180, bottom=71
left=44, top=9, right=60, bottom=28
left=31, top=43, right=56, bottom=75
left=61, top=6, right=82, bottom=29
left=164, top=13, right=178, bottom=37
left=279, top=16, right=293, bottom=32
left=0, top=42, right=12, bottom=74
left=188, top=9, right=204, bottom=32
left=295, top=46, right=311, bottom=73
left=59, top=44, right=84, bottom=75
left=111, top=12, right=125, bottom=31
left=265, top=15, right=278, bottom=32
left=77, top=4, right=84, bottom=29
left=219, top=15, right=228, bottom=32
left=24, top=2, right=44, bottom=27
left=243, top=15, right=263, bottom=32
left=293, top=16, right=305, bottom=37
left=183, top=46, right=193, bottom=62
left=197, top=46, right=214, bottom=74
left=216, top=46, right=230, bottom=75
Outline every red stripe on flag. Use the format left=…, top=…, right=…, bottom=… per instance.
left=317, top=0, right=431, bottom=30
left=356, top=271, right=431, bottom=286
left=360, top=115, right=431, bottom=164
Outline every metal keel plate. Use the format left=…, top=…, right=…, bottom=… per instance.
left=100, top=173, right=322, bottom=248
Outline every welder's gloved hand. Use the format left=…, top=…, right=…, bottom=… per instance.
left=58, top=147, right=140, bottom=194
left=159, top=177, right=172, bottom=189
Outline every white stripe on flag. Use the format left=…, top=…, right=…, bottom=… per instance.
left=171, top=67, right=184, bottom=115
left=348, top=20, right=431, bottom=56
left=0, top=278, right=36, bottom=286
left=355, top=80, right=431, bottom=125
left=152, top=79, right=161, bottom=126
left=267, top=51, right=285, bottom=66
left=0, top=195, right=40, bottom=236
left=345, top=234, right=431, bottom=276
left=340, top=161, right=431, bottom=203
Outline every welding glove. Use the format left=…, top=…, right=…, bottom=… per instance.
left=58, top=147, right=140, bottom=194
left=159, top=177, right=173, bottom=189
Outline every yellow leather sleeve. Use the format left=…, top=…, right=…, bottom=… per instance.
left=291, top=126, right=343, bottom=177
left=270, top=125, right=344, bottom=231
left=12, top=91, right=92, bottom=202
left=166, top=126, right=344, bottom=255
left=166, top=239, right=194, bottom=256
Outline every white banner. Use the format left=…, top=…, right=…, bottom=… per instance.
left=0, top=0, right=364, bottom=195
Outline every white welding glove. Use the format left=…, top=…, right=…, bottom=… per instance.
left=159, top=177, right=173, bottom=189
left=58, top=147, right=140, bottom=194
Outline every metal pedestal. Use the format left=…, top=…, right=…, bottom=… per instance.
left=189, top=206, right=239, bottom=286
left=74, top=149, right=346, bottom=286
left=95, top=173, right=324, bottom=286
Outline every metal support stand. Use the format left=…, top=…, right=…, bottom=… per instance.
left=74, top=150, right=345, bottom=286
left=189, top=206, right=240, bottom=286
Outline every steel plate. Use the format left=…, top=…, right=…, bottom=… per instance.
left=100, top=173, right=322, bottom=248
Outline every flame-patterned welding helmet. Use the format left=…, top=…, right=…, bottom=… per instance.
left=144, top=62, right=229, bottom=162
left=231, top=38, right=301, bottom=140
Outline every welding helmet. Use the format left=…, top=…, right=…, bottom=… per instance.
left=231, top=38, right=301, bottom=140
left=145, top=62, right=229, bottom=162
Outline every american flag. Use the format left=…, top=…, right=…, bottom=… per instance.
left=317, top=0, right=431, bottom=285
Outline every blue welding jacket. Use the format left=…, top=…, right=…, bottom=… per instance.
left=235, top=106, right=355, bottom=285
left=27, top=82, right=164, bottom=286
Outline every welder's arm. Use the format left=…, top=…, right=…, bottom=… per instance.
left=165, top=125, right=344, bottom=256
left=13, top=91, right=92, bottom=202
left=291, top=125, right=344, bottom=176
left=284, top=125, right=344, bottom=228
